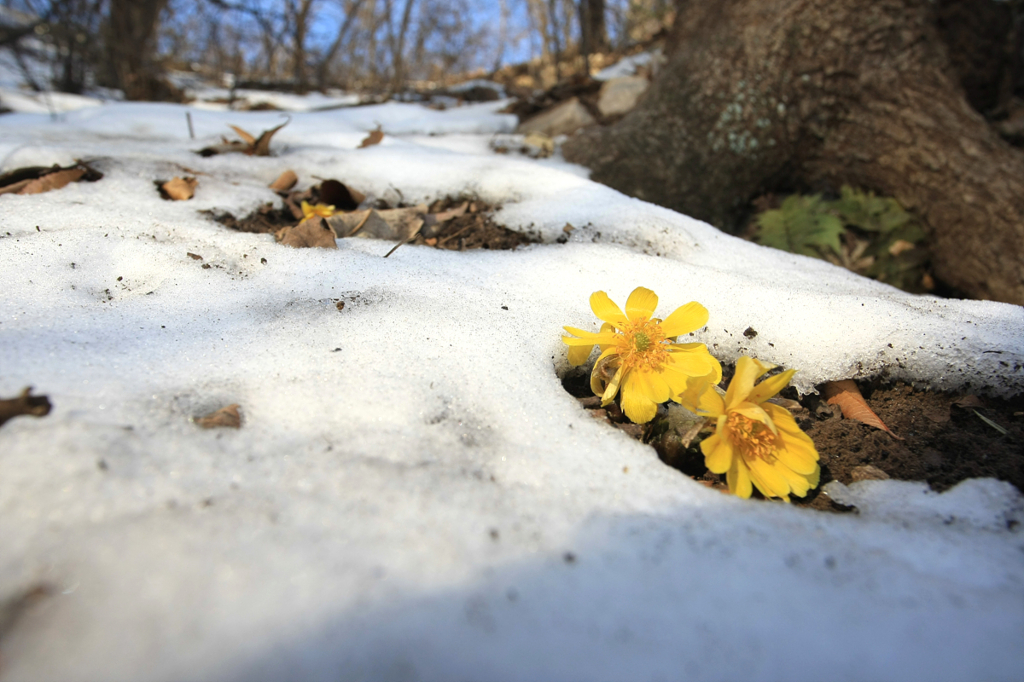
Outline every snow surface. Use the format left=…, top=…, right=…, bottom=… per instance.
left=594, top=50, right=660, bottom=81
left=1, top=97, right=1023, bottom=682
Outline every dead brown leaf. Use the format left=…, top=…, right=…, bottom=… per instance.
left=18, top=168, right=86, bottom=195
left=359, top=126, right=384, bottom=148
left=269, top=170, right=298, bottom=192
left=0, top=163, right=100, bottom=195
left=328, top=205, right=427, bottom=241
left=194, top=404, right=241, bottom=429
left=822, top=380, right=902, bottom=439
left=953, top=395, right=985, bottom=409
left=252, top=119, right=289, bottom=156
left=197, top=118, right=290, bottom=156
left=228, top=125, right=256, bottom=146
left=318, top=179, right=364, bottom=210
left=276, top=217, right=338, bottom=249
left=0, top=387, right=52, bottom=428
left=159, top=176, right=197, bottom=201
left=0, top=178, right=34, bottom=195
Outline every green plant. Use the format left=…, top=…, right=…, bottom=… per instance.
left=755, top=194, right=845, bottom=258
left=754, top=186, right=930, bottom=293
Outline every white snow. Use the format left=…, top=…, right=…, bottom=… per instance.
left=1, top=96, right=1023, bottom=682
left=594, top=49, right=660, bottom=81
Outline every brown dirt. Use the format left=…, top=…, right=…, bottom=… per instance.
left=561, top=366, right=1023, bottom=512
left=205, top=196, right=538, bottom=252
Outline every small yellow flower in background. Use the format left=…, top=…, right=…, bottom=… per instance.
left=680, top=356, right=820, bottom=501
left=562, top=287, right=722, bottom=424
left=301, top=201, right=335, bottom=220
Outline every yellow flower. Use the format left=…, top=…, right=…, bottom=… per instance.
left=680, top=356, right=820, bottom=501
left=301, top=201, right=335, bottom=220
left=562, top=287, right=722, bottom=424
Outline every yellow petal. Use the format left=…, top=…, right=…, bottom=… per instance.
left=725, top=356, right=773, bottom=410
left=563, top=326, right=619, bottom=343
left=775, top=438, right=819, bottom=476
left=589, top=291, right=628, bottom=327
left=747, top=457, right=792, bottom=499
left=678, top=373, right=724, bottom=416
left=621, top=371, right=658, bottom=423
left=701, top=432, right=734, bottom=473
left=625, top=287, right=658, bottom=321
left=660, top=301, right=709, bottom=338
left=567, top=343, right=594, bottom=365
left=747, top=369, right=797, bottom=405
left=728, top=457, right=753, bottom=498
left=636, top=367, right=671, bottom=403
left=776, top=462, right=815, bottom=498
left=664, top=346, right=722, bottom=384
left=601, top=365, right=625, bottom=405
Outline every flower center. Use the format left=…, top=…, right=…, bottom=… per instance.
left=618, top=319, right=668, bottom=372
left=726, top=412, right=777, bottom=462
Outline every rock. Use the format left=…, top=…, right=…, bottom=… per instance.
left=850, top=464, right=891, bottom=482
left=516, top=97, right=595, bottom=137
left=596, top=76, right=649, bottom=118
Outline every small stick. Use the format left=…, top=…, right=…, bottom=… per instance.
left=186, top=112, right=195, bottom=140
left=383, top=239, right=408, bottom=258
left=383, top=220, right=425, bottom=258
left=436, top=223, right=472, bottom=246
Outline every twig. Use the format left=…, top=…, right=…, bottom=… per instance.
left=186, top=112, right=195, bottom=139
left=972, top=409, right=1009, bottom=436
left=436, top=223, right=472, bottom=246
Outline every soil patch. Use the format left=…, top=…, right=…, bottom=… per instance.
left=562, top=366, right=1023, bottom=512
left=205, top=196, right=538, bottom=251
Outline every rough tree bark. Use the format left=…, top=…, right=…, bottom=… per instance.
left=563, top=0, right=1024, bottom=305
left=579, top=0, right=607, bottom=57
left=103, top=0, right=172, bottom=100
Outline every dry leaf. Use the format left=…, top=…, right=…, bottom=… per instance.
left=194, top=404, right=241, bottom=429
left=269, top=170, right=298, bottom=192
left=228, top=125, right=257, bottom=146
left=160, top=176, right=197, bottom=201
left=318, top=179, right=364, bottom=210
left=359, top=126, right=384, bottom=148
left=431, top=201, right=468, bottom=223
left=822, top=380, right=902, bottom=439
left=953, top=395, right=984, bottom=409
left=0, top=178, right=34, bottom=195
left=0, top=163, right=100, bottom=195
left=328, top=205, right=427, bottom=241
left=19, top=168, right=86, bottom=195
left=276, top=217, right=338, bottom=249
left=197, top=118, right=290, bottom=156
left=888, top=239, right=916, bottom=256
left=0, top=387, right=52, bottom=428
left=252, top=119, right=289, bottom=156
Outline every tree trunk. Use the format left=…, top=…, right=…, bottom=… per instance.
left=103, top=0, right=173, bottom=100
left=563, top=0, right=1024, bottom=305
left=579, top=0, right=606, bottom=57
